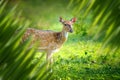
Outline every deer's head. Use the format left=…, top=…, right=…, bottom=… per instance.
left=59, top=17, right=76, bottom=33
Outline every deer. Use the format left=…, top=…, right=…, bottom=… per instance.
left=21, top=17, right=76, bottom=69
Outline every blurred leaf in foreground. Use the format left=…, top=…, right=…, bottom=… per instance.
left=0, top=1, right=52, bottom=80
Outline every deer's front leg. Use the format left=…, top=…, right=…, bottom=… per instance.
left=46, top=51, right=53, bottom=69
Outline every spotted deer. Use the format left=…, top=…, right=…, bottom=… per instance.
left=22, top=17, right=76, bottom=67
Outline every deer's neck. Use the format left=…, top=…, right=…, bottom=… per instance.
left=62, top=30, right=68, bottom=39
left=61, top=27, right=68, bottom=41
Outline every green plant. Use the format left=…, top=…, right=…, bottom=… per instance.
left=70, top=0, right=120, bottom=52
left=0, top=1, right=52, bottom=80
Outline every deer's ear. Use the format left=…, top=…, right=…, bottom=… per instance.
left=71, top=18, right=77, bottom=23
left=59, top=17, right=64, bottom=22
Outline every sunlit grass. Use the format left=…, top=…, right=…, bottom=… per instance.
left=52, top=36, right=120, bottom=79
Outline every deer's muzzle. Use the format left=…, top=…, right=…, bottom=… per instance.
left=69, top=29, right=73, bottom=33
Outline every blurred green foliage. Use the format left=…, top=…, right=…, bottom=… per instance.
left=0, top=1, right=52, bottom=80
left=0, top=0, right=120, bottom=79
left=8, top=0, right=72, bottom=30
left=71, top=0, right=120, bottom=52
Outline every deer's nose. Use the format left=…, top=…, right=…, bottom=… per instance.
left=69, top=29, right=73, bottom=33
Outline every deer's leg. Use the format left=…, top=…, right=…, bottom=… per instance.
left=46, top=51, right=53, bottom=69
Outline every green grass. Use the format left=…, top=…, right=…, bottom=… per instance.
left=52, top=36, right=120, bottom=79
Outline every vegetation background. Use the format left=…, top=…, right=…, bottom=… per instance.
left=0, top=0, right=120, bottom=79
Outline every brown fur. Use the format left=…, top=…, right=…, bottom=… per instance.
left=22, top=28, right=66, bottom=51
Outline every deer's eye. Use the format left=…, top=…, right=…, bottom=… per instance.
left=64, top=24, right=67, bottom=26
left=64, top=24, right=71, bottom=28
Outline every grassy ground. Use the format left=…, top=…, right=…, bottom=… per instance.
left=10, top=0, right=120, bottom=79
left=52, top=36, right=120, bottom=79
